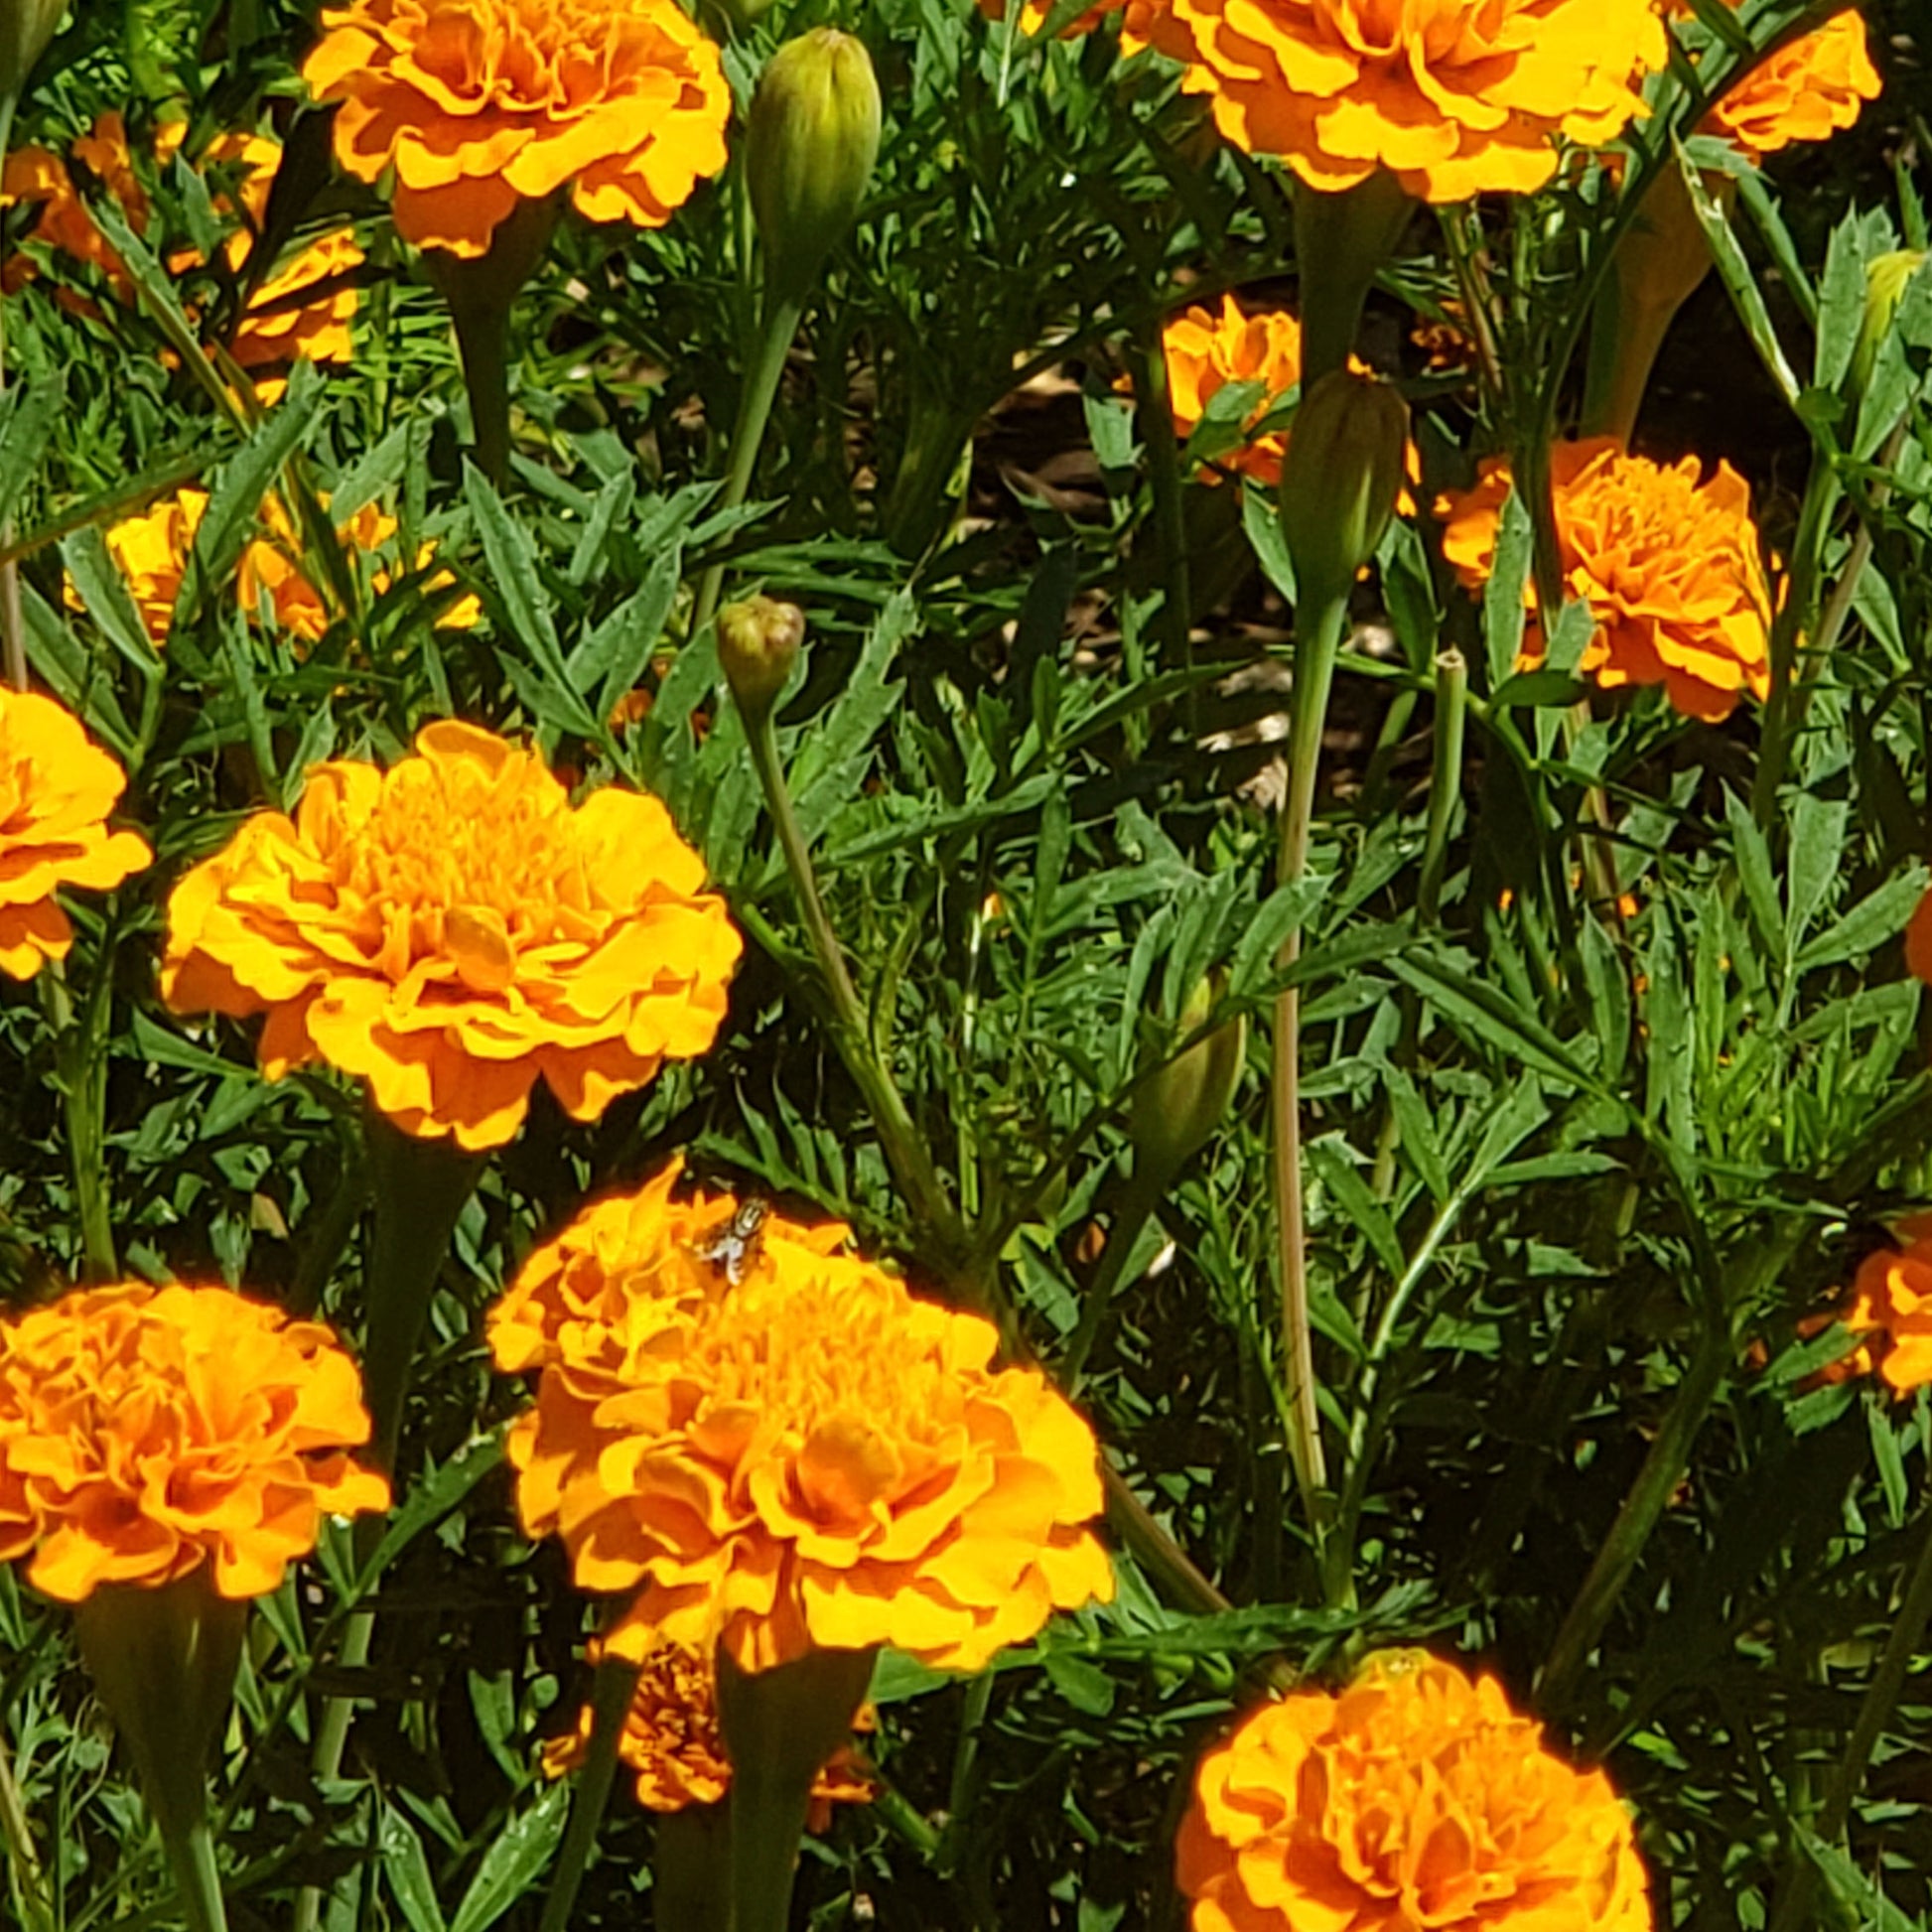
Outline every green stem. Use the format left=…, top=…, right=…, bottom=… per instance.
left=1751, top=448, right=1842, bottom=827
left=1416, top=648, right=1467, bottom=928
left=1059, top=1159, right=1177, bottom=1391
left=160, top=1812, right=229, bottom=1932
left=1101, top=1462, right=1232, bottom=1618
left=0, top=1722, right=54, bottom=1932
left=652, top=1804, right=732, bottom=1932
left=693, top=292, right=805, bottom=638
left=1124, top=313, right=1192, bottom=677
left=1534, top=1317, right=1729, bottom=1714
left=0, top=89, right=26, bottom=690
left=1293, top=171, right=1413, bottom=388
left=539, top=1655, right=642, bottom=1932
left=1272, top=594, right=1349, bottom=1531
left=357, top=1106, right=487, bottom=1473
left=739, top=702, right=966, bottom=1267
left=450, top=298, right=512, bottom=491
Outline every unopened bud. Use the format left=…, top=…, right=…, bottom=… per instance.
left=1279, top=368, right=1409, bottom=608
left=746, top=29, right=882, bottom=306
left=0, top=0, right=65, bottom=98
left=718, top=595, right=805, bottom=723
left=1854, top=249, right=1929, bottom=397
left=1131, top=978, right=1246, bottom=1183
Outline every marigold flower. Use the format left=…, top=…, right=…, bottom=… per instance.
left=1676, top=3, right=1880, bottom=160
left=1176, top=1650, right=1651, bottom=1932
left=69, top=488, right=478, bottom=647
left=302, top=0, right=732, bottom=260
left=500, top=1170, right=1114, bottom=1674
left=541, top=1634, right=874, bottom=1821
left=1435, top=437, right=1772, bottom=722
left=161, top=724, right=741, bottom=1151
left=1828, top=1230, right=1932, bottom=1396
left=0, top=689, right=152, bottom=981
left=0, top=1282, right=388, bottom=1601
left=1131, top=0, right=1668, bottom=202
left=1, top=114, right=361, bottom=385
left=1161, top=295, right=1305, bottom=486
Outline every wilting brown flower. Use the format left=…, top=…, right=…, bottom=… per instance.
left=0, top=1283, right=388, bottom=1601
left=541, top=1633, right=874, bottom=1821
left=500, top=1168, right=1114, bottom=1675
left=302, top=0, right=732, bottom=259
left=161, top=724, right=740, bottom=1150
left=0, top=689, right=152, bottom=980
left=1129, top=0, right=1668, bottom=201
left=1436, top=437, right=1772, bottom=722
left=1176, top=1650, right=1652, bottom=1932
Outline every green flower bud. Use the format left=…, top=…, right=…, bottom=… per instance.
left=1131, top=977, right=1246, bottom=1184
left=1279, top=367, right=1410, bottom=608
left=1853, top=249, right=1929, bottom=397
left=718, top=594, right=806, bottom=724
left=745, top=29, right=882, bottom=306
left=0, top=0, right=65, bottom=101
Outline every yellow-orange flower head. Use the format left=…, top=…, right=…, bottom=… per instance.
left=1831, top=1221, right=1932, bottom=1397
left=0, top=1283, right=389, bottom=1602
left=302, top=0, right=733, bottom=259
left=1131, top=0, right=1668, bottom=202
left=540, top=1633, right=874, bottom=1819
left=1177, top=1651, right=1652, bottom=1932
left=1161, top=295, right=1305, bottom=486
left=1677, top=3, right=1881, bottom=161
left=0, top=690, right=152, bottom=981
left=160, top=723, right=741, bottom=1151
left=1436, top=437, right=1771, bottom=723
left=499, top=1169, right=1115, bottom=1675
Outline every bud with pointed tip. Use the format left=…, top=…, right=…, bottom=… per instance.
left=0, top=0, right=64, bottom=101
left=1279, top=367, right=1410, bottom=610
left=718, top=595, right=806, bottom=726
left=745, top=29, right=882, bottom=308
left=1854, top=249, right=1929, bottom=398
left=1131, top=977, right=1246, bottom=1184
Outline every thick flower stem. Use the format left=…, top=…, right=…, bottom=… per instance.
left=45, top=951, right=118, bottom=1282
left=1293, top=171, right=1412, bottom=389
left=653, top=1804, right=733, bottom=1932
left=693, top=291, right=805, bottom=638
left=739, top=702, right=967, bottom=1266
left=1122, top=318, right=1192, bottom=676
left=1765, top=1493, right=1932, bottom=1932
left=1272, top=592, right=1348, bottom=1534
left=1534, top=1318, right=1729, bottom=1714
left=538, top=1654, right=641, bottom=1932
left=1060, top=1158, right=1179, bottom=1391
left=717, top=1645, right=877, bottom=1932
left=450, top=298, right=513, bottom=491
left=358, top=1106, right=488, bottom=1473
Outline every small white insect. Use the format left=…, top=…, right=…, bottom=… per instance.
left=689, top=1198, right=771, bottom=1287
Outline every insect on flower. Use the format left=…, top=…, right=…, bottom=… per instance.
left=688, top=1198, right=771, bottom=1287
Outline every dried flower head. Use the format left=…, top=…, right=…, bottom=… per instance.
left=1, top=114, right=361, bottom=387
left=161, top=724, right=740, bottom=1151
left=500, top=1170, right=1114, bottom=1674
left=1679, top=3, right=1881, bottom=160
left=540, top=1634, right=874, bottom=1821
left=0, top=689, right=151, bottom=981
left=0, top=1283, right=388, bottom=1601
left=1436, top=437, right=1772, bottom=722
left=1176, top=1650, right=1652, bottom=1932
left=303, top=0, right=732, bottom=259
left=1130, top=0, right=1668, bottom=201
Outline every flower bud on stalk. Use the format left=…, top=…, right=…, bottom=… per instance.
left=1279, top=367, right=1410, bottom=610
left=745, top=29, right=882, bottom=307
left=1131, top=977, right=1245, bottom=1185
left=1853, top=249, right=1930, bottom=399
left=718, top=594, right=805, bottom=727
left=0, top=0, right=64, bottom=102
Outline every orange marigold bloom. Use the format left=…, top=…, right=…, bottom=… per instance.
left=1, top=114, right=362, bottom=386
left=976, top=0, right=1122, bottom=38
left=0, top=1283, right=388, bottom=1602
left=1130, top=0, right=1668, bottom=202
left=1436, top=437, right=1772, bottom=723
left=1161, top=295, right=1304, bottom=486
left=1675, top=3, right=1880, bottom=161
left=302, top=0, right=732, bottom=260
left=499, top=1170, right=1114, bottom=1675
left=1176, top=1650, right=1652, bottom=1932
left=1833, top=1232, right=1932, bottom=1396
left=540, top=1634, right=874, bottom=1821
left=160, top=724, right=741, bottom=1151
left=0, top=690, right=152, bottom=981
